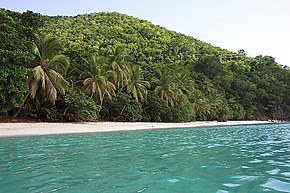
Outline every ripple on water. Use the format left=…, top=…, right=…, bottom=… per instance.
left=137, top=187, right=148, bottom=192
left=261, top=178, right=290, bottom=193
left=250, top=159, right=263, bottom=163
left=266, top=169, right=280, bottom=175
left=223, top=183, right=241, bottom=187
left=167, top=179, right=179, bottom=183
left=260, top=153, right=273, bottom=157
left=231, top=175, right=259, bottom=181
left=216, top=190, right=229, bottom=193
left=281, top=172, right=290, bottom=177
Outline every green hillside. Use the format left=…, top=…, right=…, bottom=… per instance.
left=1, top=9, right=289, bottom=121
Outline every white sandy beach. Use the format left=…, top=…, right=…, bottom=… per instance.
left=0, top=121, right=270, bottom=137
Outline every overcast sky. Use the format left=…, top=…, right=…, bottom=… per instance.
left=1, top=0, right=289, bottom=66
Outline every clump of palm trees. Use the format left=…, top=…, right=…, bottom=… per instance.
left=75, top=46, right=151, bottom=112
left=80, top=55, right=116, bottom=109
left=14, top=35, right=150, bottom=119
left=14, top=34, right=226, bottom=121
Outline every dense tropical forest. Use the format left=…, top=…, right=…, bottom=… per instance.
left=1, top=8, right=290, bottom=122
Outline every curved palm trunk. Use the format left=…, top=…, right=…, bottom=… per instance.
left=12, top=90, right=30, bottom=118
left=99, top=93, right=106, bottom=113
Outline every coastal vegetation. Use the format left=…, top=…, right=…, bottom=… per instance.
left=1, top=9, right=289, bottom=122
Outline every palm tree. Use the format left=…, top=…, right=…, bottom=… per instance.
left=107, top=45, right=130, bottom=88
left=191, top=90, right=211, bottom=120
left=176, top=73, right=195, bottom=96
left=154, top=70, right=179, bottom=107
left=192, top=88, right=226, bottom=120
left=193, top=97, right=211, bottom=120
left=199, top=78, right=214, bottom=95
left=207, top=90, right=226, bottom=119
left=13, top=34, right=69, bottom=118
left=80, top=55, right=116, bottom=108
left=127, top=65, right=150, bottom=101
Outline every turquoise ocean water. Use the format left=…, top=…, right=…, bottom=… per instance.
left=0, top=123, right=290, bottom=193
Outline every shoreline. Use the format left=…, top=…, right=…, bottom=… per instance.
left=0, top=121, right=271, bottom=138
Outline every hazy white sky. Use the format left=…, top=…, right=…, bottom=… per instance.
left=1, top=0, right=289, bottom=66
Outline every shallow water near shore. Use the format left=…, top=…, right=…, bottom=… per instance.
left=0, top=123, right=290, bottom=193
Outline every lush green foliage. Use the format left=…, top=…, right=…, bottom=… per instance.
left=63, top=89, right=99, bottom=121
left=0, top=66, right=29, bottom=114
left=0, top=9, right=40, bottom=68
left=141, top=91, right=172, bottom=122
left=101, top=92, right=143, bottom=121
left=0, top=9, right=42, bottom=115
left=1, top=9, right=290, bottom=121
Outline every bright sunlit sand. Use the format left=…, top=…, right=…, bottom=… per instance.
left=0, top=121, right=269, bottom=137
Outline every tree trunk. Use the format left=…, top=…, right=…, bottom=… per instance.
left=12, top=91, right=30, bottom=118
left=99, top=94, right=105, bottom=113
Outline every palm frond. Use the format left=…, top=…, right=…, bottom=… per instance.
left=49, top=54, right=70, bottom=75
left=32, top=66, right=46, bottom=90
left=48, top=69, right=69, bottom=95
left=32, top=42, right=42, bottom=61
left=44, top=72, right=57, bottom=104
left=28, top=74, right=39, bottom=99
